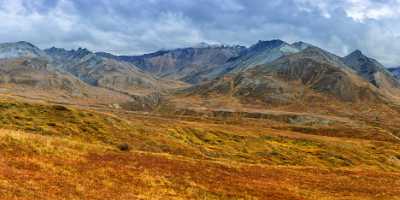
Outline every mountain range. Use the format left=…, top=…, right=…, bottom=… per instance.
left=389, top=66, right=400, bottom=79
left=2, top=39, right=400, bottom=199
left=1, top=39, right=400, bottom=111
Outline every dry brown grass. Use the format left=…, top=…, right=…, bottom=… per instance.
left=1, top=97, right=400, bottom=199
left=0, top=129, right=400, bottom=200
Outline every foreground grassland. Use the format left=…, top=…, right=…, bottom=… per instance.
left=1, top=98, right=400, bottom=199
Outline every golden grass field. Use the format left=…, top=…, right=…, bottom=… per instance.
left=1, top=96, right=400, bottom=199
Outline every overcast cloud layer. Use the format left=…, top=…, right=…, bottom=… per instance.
left=0, top=0, right=400, bottom=66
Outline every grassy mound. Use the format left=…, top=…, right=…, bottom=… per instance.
left=0, top=100, right=136, bottom=144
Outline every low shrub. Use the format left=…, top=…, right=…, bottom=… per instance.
left=118, top=143, right=130, bottom=151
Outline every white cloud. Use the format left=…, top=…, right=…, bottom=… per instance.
left=0, top=0, right=400, bottom=66
left=295, top=0, right=400, bottom=21
left=345, top=0, right=400, bottom=22
left=295, top=0, right=337, bottom=18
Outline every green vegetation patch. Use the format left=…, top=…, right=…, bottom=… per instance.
left=0, top=101, right=134, bottom=145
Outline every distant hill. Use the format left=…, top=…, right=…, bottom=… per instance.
left=45, top=47, right=184, bottom=96
left=96, top=45, right=246, bottom=82
left=389, top=67, right=400, bottom=79
left=183, top=40, right=325, bottom=84
left=0, top=57, right=88, bottom=95
left=1, top=39, right=400, bottom=110
left=343, top=50, right=400, bottom=97
left=0, top=42, right=89, bottom=97
left=0, top=41, right=48, bottom=59
left=184, top=46, right=393, bottom=110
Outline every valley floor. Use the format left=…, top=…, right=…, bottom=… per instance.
left=0, top=96, right=400, bottom=199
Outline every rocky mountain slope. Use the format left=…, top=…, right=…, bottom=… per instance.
left=343, top=50, right=400, bottom=97
left=97, top=40, right=310, bottom=85
left=185, top=47, right=387, bottom=108
left=96, top=44, right=246, bottom=82
left=1, top=39, right=400, bottom=110
left=45, top=47, right=183, bottom=95
left=98, top=39, right=400, bottom=99
left=0, top=42, right=89, bottom=96
left=389, top=67, right=400, bottom=79
left=174, top=40, right=319, bottom=84
left=0, top=57, right=88, bottom=96
left=0, top=41, right=48, bottom=59
left=226, top=40, right=301, bottom=72
left=0, top=42, right=138, bottom=106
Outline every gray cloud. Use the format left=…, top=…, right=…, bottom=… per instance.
left=0, top=0, right=399, bottom=66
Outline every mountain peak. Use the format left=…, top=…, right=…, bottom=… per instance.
left=344, top=49, right=386, bottom=69
left=0, top=41, right=37, bottom=48
left=388, top=67, right=400, bottom=79
left=95, top=51, right=116, bottom=59
left=74, top=47, right=93, bottom=57
left=289, top=46, right=350, bottom=68
left=0, top=41, right=46, bottom=59
left=45, top=46, right=66, bottom=53
left=258, top=39, right=285, bottom=45
left=300, top=46, right=328, bottom=56
left=343, top=48, right=397, bottom=89
left=76, top=47, right=91, bottom=53
left=250, top=39, right=286, bottom=51
left=13, top=41, right=36, bottom=48
left=292, top=41, right=313, bottom=50
left=347, top=50, right=365, bottom=58
left=193, top=42, right=217, bottom=48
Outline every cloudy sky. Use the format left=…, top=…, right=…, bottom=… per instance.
left=0, top=0, right=400, bottom=66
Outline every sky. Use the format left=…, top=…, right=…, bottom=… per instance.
left=0, top=0, right=400, bottom=67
